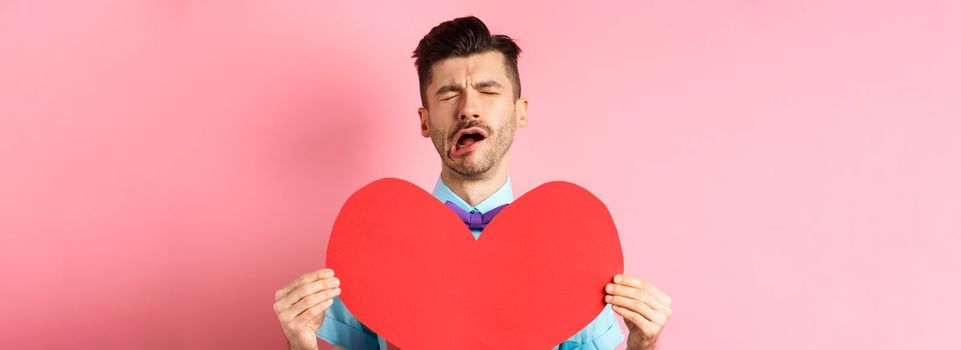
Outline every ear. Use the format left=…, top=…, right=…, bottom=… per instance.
left=418, top=106, right=430, bottom=137
left=514, top=97, right=528, bottom=128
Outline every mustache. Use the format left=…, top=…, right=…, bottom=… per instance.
left=449, top=120, right=492, bottom=141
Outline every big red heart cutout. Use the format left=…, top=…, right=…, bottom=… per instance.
left=326, top=178, right=623, bottom=349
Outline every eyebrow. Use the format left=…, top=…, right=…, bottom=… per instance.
left=434, top=80, right=505, bottom=95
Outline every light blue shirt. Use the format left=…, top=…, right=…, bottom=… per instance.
left=317, top=176, right=624, bottom=349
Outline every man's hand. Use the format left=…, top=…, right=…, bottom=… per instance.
left=605, top=274, right=672, bottom=350
left=273, top=268, right=342, bottom=350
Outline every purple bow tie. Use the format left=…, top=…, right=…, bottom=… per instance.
left=444, top=201, right=509, bottom=231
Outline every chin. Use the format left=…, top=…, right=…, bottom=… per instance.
left=458, top=163, right=496, bottom=178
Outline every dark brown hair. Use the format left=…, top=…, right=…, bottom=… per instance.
left=412, top=16, right=522, bottom=107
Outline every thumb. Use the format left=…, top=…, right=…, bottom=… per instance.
left=306, top=312, right=325, bottom=333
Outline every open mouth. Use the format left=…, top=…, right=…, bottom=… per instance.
left=449, top=127, right=489, bottom=158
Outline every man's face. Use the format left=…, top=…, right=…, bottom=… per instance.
left=418, top=50, right=528, bottom=178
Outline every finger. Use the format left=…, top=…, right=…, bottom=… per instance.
left=605, top=295, right=667, bottom=325
left=275, top=268, right=335, bottom=300
left=606, top=283, right=665, bottom=311
left=612, top=305, right=662, bottom=339
left=615, top=274, right=671, bottom=306
left=276, top=277, right=341, bottom=311
left=278, top=287, right=341, bottom=323
left=296, top=298, right=334, bottom=329
left=606, top=283, right=652, bottom=305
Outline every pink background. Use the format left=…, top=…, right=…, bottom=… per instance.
left=2, top=0, right=959, bottom=349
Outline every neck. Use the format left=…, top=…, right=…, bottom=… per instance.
left=440, top=153, right=510, bottom=207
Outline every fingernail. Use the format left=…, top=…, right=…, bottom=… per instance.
left=332, top=278, right=340, bottom=286
left=333, top=288, right=341, bottom=294
left=605, top=295, right=612, bottom=302
left=614, top=275, right=622, bottom=283
left=606, top=284, right=614, bottom=292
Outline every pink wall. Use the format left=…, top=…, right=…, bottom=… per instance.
left=2, top=1, right=959, bottom=349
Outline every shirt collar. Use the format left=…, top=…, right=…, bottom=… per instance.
left=431, top=175, right=514, bottom=214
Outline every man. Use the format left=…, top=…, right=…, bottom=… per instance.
left=273, top=16, right=672, bottom=350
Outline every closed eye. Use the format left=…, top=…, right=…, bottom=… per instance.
left=441, top=92, right=496, bottom=101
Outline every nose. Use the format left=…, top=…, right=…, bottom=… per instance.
left=457, top=89, right=482, bottom=121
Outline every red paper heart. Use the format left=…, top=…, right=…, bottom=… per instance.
left=326, top=178, right=623, bottom=349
